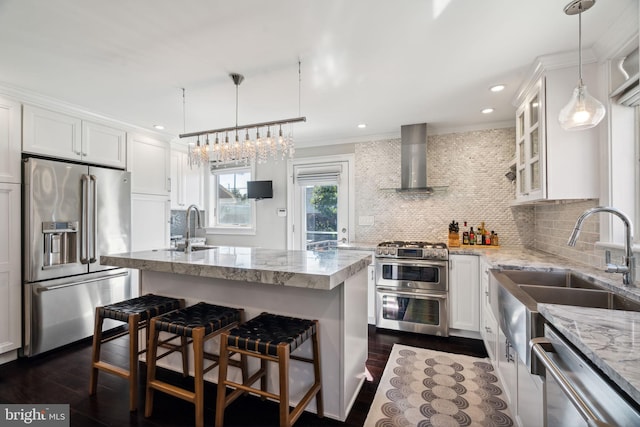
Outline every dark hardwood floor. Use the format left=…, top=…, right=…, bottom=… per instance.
left=0, top=326, right=487, bottom=427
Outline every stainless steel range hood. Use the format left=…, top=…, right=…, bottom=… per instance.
left=396, top=123, right=446, bottom=194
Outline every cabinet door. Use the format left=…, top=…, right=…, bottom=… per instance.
left=497, top=327, right=518, bottom=407
left=449, top=254, right=480, bottom=331
left=128, top=134, right=170, bottom=195
left=131, top=193, right=170, bottom=251
left=515, top=78, right=544, bottom=202
left=183, top=160, right=203, bottom=208
left=481, top=305, right=498, bottom=362
left=367, top=263, right=375, bottom=325
left=23, top=105, right=82, bottom=162
left=170, top=150, right=185, bottom=209
left=0, top=97, right=21, bottom=184
left=517, top=355, right=544, bottom=427
left=0, top=183, right=21, bottom=354
left=82, top=121, right=126, bottom=168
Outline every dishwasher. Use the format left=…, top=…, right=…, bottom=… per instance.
left=531, top=326, right=640, bottom=426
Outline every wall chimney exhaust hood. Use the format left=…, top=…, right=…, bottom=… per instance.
left=391, top=123, right=447, bottom=194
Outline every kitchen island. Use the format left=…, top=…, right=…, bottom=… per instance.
left=101, top=246, right=371, bottom=422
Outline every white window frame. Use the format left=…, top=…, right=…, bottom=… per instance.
left=206, top=163, right=257, bottom=235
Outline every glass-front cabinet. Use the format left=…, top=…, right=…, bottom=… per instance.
left=515, top=77, right=545, bottom=202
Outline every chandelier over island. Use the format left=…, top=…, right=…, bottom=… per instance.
left=180, top=72, right=305, bottom=167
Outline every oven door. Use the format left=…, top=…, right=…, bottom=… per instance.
left=375, top=259, right=447, bottom=291
left=375, top=287, right=448, bottom=336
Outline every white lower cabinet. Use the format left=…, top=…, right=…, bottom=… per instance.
left=497, top=328, right=518, bottom=406
left=517, top=355, right=544, bottom=427
left=481, top=305, right=498, bottom=362
left=0, top=183, right=21, bottom=361
left=449, top=254, right=480, bottom=332
left=367, top=263, right=375, bottom=325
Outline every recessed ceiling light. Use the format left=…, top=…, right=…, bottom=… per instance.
left=357, top=123, right=367, bottom=129
left=481, top=108, right=494, bottom=114
left=490, top=84, right=505, bottom=92
left=153, top=124, right=165, bottom=130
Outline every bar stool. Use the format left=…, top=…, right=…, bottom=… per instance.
left=145, top=302, right=245, bottom=427
left=215, top=312, right=323, bottom=427
left=89, top=293, right=186, bottom=412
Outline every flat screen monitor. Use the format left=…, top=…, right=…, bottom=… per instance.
left=247, top=180, right=273, bottom=200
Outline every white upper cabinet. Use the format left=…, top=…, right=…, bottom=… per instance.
left=170, top=147, right=203, bottom=210
left=23, top=104, right=126, bottom=168
left=512, top=52, right=600, bottom=203
left=128, top=133, right=170, bottom=196
left=82, top=121, right=126, bottom=168
left=0, top=97, right=21, bottom=184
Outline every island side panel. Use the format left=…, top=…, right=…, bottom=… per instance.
left=140, top=269, right=368, bottom=421
left=342, top=267, right=369, bottom=417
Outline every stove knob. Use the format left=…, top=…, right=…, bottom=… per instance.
left=383, top=248, right=389, bottom=255
left=376, top=248, right=382, bottom=256
left=390, top=248, right=397, bottom=256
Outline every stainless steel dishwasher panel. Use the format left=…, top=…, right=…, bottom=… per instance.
left=23, top=269, right=132, bottom=356
left=532, top=327, right=640, bottom=426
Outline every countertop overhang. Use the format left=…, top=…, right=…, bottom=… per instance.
left=101, top=246, right=372, bottom=290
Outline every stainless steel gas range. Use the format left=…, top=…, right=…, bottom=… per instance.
left=375, top=241, right=449, bottom=336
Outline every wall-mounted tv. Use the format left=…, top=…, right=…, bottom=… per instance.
left=247, top=180, right=273, bottom=200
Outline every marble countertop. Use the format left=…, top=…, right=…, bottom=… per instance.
left=101, top=246, right=371, bottom=290
left=539, top=304, right=640, bottom=404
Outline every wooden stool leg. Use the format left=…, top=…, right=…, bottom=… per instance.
left=145, top=319, right=160, bottom=418
left=278, top=344, right=291, bottom=427
left=215, top=333, right=230, bottom=427
left=128, top=313, right=140, bottom=412
left=89, top=307, right=104, bottom=396
left=181, top=336, right=189, bottom=377
left=312, top=325, right=324, bottom=418
left=193, top=327, right=205, bottom=427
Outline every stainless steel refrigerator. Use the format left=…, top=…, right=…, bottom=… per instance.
left=22, top=157, right=134, bottom=356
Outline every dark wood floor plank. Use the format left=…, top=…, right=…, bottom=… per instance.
left=0, top=325, right=487, bottom=426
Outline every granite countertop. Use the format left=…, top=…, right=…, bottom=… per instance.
left=539, top=304, right=640, bottom=404
left=101, top=246, right=371, bottom=290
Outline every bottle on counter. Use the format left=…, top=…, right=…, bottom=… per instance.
left=469, top=227, right=475, bottom=245
left=462, top=221, right=470, bottom=245
left=476, top=224, right=483, bottom=245
left=492, top=232, right=499, bottom=246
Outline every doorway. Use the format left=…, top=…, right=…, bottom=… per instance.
left=288, top=155, right=354, bottom=250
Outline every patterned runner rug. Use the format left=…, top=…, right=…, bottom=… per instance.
left=364, top=344, right=514, bottom=427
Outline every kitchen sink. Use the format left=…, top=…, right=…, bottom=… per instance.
left=518, top=284, right=640, bottom=312
left=166, top=245, right=218, bottom=252
left=490, top=269, right=640, bottom=372
left=498, top=269, right=602, bottom=290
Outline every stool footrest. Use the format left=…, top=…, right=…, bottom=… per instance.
left=148, top=379, right=196, bottom=403
left=93, top=361, right=130, bottom=380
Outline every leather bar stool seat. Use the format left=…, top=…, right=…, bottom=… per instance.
left=215, top=312, right=323, bottom=427
left=145, top=302, right=245, bottom=427
left=89, top=293, right=186, bottom=412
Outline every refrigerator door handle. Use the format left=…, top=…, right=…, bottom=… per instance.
left=90, top=174, right=97, bottom=263
left=81, top=174, right=90, bottom=264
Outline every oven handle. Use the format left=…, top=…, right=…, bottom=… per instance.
left=531, top=338, right=606, bottom=426
left=376, top=287, right=447, bottom=299
left=376, top=260, right=448, bottom=268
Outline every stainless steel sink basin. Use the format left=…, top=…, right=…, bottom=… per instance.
left=490, top=269, right=640, bottom=372
left=498, top=270, right=602, bottom=290
left=518, top=284, right=640, bottom=311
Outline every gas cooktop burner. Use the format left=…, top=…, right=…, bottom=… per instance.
left=376, top=241, right=449, bottom=260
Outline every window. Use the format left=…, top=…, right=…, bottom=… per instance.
left=208, top=165, right=255, bottom=234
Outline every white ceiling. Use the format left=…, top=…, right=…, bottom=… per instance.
left=0, top=0, right=636, bottom=147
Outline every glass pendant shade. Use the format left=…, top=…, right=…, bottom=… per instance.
left=558, top=81, right=606, bottom=130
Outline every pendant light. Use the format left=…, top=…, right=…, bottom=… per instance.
left=558, top=0, right=606, bottom=131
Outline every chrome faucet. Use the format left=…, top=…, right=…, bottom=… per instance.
left=567, top=206, right=635, bottom=285
left=184, top=204, right=202, bottom=253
